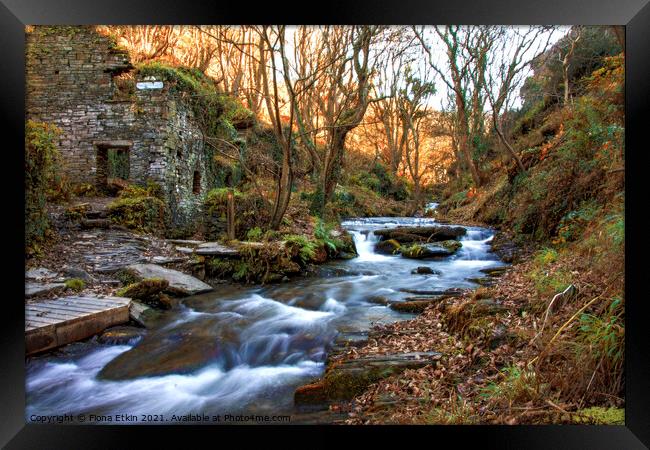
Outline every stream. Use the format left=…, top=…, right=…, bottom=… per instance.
left=25, top=207, right=504, bottom=423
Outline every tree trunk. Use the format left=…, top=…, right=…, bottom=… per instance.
left=269, top=147, right=293, bottom=230
left=227, top=190, right=236, bottom=240
left=494, top=115, right=526, bottom=173
left=320, top=129, right=348, bottom=215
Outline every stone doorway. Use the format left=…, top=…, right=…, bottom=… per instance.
left=95, top=140, right=132, bottom=191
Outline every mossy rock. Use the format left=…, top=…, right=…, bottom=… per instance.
left=389, top=300, right=434, bottom=314
left=400, top=240, right=462, bottom=259
left=375, top=239, right=401, bottom=255
left=466, top=276, right=496, bottom=287
left=317, top=352, right=441, bottom=402
left=117, top=278, right=170, bottom=307
left=366, top=295, right=391, bottom=305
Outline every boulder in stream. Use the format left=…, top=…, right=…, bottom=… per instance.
left=374, top=225, right=466, bottom=243
left=400, top=240, right=462, bottom=259
left=124, top=263, right=213, bottom=296
left=411, top=266, right=441, bottom=275
left=374, top=239, right=401, bottom=255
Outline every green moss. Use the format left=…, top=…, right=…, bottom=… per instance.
left=108, top=191, right=166, bottom=234
left=64, top=278, right=86, bottom=292
left=283, top=235, right=317, bottom=264
left=116, top=278, right=168, bottom=300
left=116, top=270, right=139, bottom=286
left=573, top=407, right=624, bottom=425
left=136, top=62, right=254, bottom=137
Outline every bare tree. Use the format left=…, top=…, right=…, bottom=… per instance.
left=398, top=65, right=436, bottom=208
left=561, top=26, right=583, bottom=104
left=483, top=26, right=555, bottom=173
left=414, top=26, right=483, bottom=187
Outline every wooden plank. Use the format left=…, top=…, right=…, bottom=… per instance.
left=26, top=309, right=84, bottom=321
left=57, top=295, right=130, bottom=304
left=27, top=303, right=105, bottom=315
left=58, top=297, right=130, bottom=308
left=25, top=317, right=59, bottom=328
left=24, top=314, right=61, bottom=325
left=25, top=296, right=132, bottom=355
left=50, top=300, right=123, bottom=311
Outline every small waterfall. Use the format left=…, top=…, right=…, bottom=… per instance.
left=350, top=230, right=387, bottom=262
left=458, top=229, right=497, bottom=261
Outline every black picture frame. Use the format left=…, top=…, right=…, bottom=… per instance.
left=2, top=0, right=648, bottom=447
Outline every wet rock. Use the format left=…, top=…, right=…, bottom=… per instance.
left=366, top=295, right=391, bottom=305
left=390, top=300, right=434, bottom=314
left=175, top=246, right=194, bottom=254
left=124, top=263, right=213, bottom=296
left=336, top=251, right=357, bottom=260
left=62, top=265, right=95, bottom=283
left=25, top=268, right=58, bottom=280
left=195, top=242, right=240, bottom=257
left=97, top=318, right=238, bottom=380
left=400, top=240, right=462, bottom=259
left=98, top=326, right=146, bottom=345
left=117, top=278, right=170, bottom=305
left=411, top=266, right=441, bottom=275
left=374, top=239, right=401, bottom=255
left=128, top=301, right=162, bottom=328
left=374, top=225, right=466, bottom=243
left=25, top=282, right=66, bottom=298
left=148, top=256, right=187, bottom=265
left=400, top=287, right=468, bottom=296
left=334, top=231, right=358, bottom=259
left=489, top=231, right=521, bottom=263
left=331, top=331, right=369, bottom=353
left=294, top=382, right=328, bottom=405
left=479, top=266, right=508, bottom=277
left=295, top=352, right=441, bottom=404
left=466, top=276, right=496, bottom=287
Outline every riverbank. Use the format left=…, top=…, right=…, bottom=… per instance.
left=315, top=216, right=624, bottom=425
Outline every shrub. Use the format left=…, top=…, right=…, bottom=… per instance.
left=283, top=234, right=317, bottom=264
left=25, top=120, right=64, bottom=255
left=246, top=227, right=263, bottom=241
left=577, top=297, right=624, bottom=370
left=313, top=217, right=343, bottom=254
left=107, top=185, right=167, bottom=234
left=481, top=365, right=539, bottom=405
left=65, top=278, right=86, bottom=292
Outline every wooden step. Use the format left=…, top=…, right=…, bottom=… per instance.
left=25, top=296, right=131, bottom=355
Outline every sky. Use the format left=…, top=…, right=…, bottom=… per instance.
left=283, top=25, right=570, bottom=112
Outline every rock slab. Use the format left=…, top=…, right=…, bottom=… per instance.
left=125, top=264, right=213, bottom=296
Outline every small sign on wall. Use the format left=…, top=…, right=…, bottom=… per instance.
left=137, top=76, right=164, bottom=90
left=136, top=81, right=164, bottom=90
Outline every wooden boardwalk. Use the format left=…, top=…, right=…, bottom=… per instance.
left=26, top=296, right=132, bottom=355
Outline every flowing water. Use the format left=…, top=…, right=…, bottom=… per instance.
left=26, top=207, right=504, bottom=423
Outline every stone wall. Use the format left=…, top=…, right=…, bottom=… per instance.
left=26, top=26, right=209, bottom=227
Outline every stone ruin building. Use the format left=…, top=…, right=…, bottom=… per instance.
left=26, top=26, right=210, bottom=227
